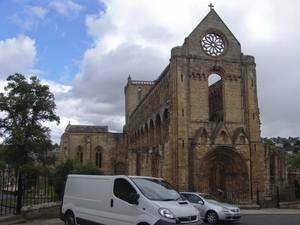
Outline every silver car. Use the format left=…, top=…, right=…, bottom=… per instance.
left=180, top=192, right=242, bottom=224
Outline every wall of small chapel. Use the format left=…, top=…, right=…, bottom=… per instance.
left=60, top=132, right=127, bottom=175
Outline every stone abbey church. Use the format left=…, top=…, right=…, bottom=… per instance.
left=60, top=8, right=294, bottom=201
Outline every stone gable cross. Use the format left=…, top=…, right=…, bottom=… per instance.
left=208, top=3, right=214, bottom=10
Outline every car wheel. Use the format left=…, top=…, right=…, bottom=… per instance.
left=65, top=212, right=76, bottom=225
left=206, top=210, right=218, bottom=224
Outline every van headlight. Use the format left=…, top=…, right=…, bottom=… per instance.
left=158, top=208, right=175, bottom=219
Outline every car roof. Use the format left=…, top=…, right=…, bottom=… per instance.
left=180, top=192, right=209, bottom=195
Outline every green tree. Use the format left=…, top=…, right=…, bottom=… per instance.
left=19, top=164, right=43, bottom=179
left=287, top=152, right=300, bottom=169
left=264, top=139, right=275, bottom=146
left=0, top=73, right=60, bottom=171
left=283, top=141, right=291, bottom=147
left=0, top=160, right=6, bottom=174
left=53, top=143, right=60, bottom=149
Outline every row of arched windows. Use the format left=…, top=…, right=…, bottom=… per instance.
left=131, top=109, right=169, bottom=148
left=76, top=146, right=103, bottom=168
left=130, top=73, right=224, bottom=147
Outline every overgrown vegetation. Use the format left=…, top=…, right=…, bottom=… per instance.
left=287, top=152, right=300, bottom=169
left=0, top=160, right=5, bottom=174
left=264, top=139, right=276, bottom=146
left=19, top=164, right=51, bottom=180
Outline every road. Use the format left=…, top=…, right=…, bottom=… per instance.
left=23, top=214, right=300, bottom=225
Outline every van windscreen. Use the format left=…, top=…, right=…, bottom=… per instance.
left=131, top=178, right=182, bottom=201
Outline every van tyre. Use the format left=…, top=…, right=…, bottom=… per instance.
left=65, top=212, right=76, bottom=225
left=206, top=210, right=218, bottom=224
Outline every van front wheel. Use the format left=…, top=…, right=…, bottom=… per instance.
left=65, top=212, right=76, bottom=225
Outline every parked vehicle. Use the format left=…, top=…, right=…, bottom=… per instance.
left=180, top=192, right=241, bottom=224
left=61, top=175, right=204, bottom=225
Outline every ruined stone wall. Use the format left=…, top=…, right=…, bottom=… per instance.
left=126, top=68, right=170, bottom=133
left=60, top=132, right=126, bottom=175
left=59, top=8, right=291, bottom=202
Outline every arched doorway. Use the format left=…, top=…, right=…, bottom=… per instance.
left=115, top=162, right=127, bottom=175
left=294, top=180, right=300, bottom=199
left=198, top=146, right=249, bottom=202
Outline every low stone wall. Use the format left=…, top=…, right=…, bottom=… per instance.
left=21, top=202, right=61, bottom=220
left=280, top=201, right=300, bottom=209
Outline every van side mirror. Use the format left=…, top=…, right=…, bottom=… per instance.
left=128, top=193, right=140, bottom=205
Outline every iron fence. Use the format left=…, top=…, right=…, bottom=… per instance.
left=1, top=171, right=63, bottom=216
left=0, top=173, right=17, bottom=215
left=254, top=187, right=280, bottom=208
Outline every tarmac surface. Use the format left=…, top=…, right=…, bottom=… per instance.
left=1, top=208, right=300, bottom=225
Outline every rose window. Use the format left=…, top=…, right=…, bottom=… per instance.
left=202, top=33, right=225, bottom=56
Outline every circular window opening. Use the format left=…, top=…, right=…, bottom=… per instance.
left=202, top=33, right=225, bottom=56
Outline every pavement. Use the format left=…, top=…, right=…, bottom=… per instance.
left=241, top=208, right=300, bottom=214
left=0, top=208, right=299, bottom=225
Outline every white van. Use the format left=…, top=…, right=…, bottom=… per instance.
left=60, top=175, right=204, bottom=225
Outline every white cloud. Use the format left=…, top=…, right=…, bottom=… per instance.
left=73, top=0, right=300, bottom=140
left=10, top=5, right=48, bottom=30
left=24, top=5, right=48, bottom=20
left=3, top=0, right=300, bottom=144
left=10, top=13, right=37, bottom=30
left=49, top=0, right=83, bottom=19
left=0, top=35, right=36, bottom=80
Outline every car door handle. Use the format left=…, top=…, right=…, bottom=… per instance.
left=111, top=199, right=114, bottom=207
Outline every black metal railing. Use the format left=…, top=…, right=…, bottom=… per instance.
left=0, top=173, right=18, bottom=215
left=1, top=171, right=63, bottom=216
left=255, top=187, right=281, bottom=208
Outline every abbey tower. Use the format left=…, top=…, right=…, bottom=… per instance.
left=123, top=7, right=266, bottom=199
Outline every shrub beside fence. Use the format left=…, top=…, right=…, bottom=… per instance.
left=1, top=171, right=63, bottom=216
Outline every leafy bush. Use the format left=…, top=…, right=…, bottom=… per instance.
left=287, top=152, right=300, bottom=169
left=72, top=160, right=104, bottom=175
left=19, top=164, right=41, bottom=179
left=0, top=160, right=6, bottom=174
left=18, top=164, right=52, bottom=179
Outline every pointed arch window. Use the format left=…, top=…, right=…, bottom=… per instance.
left=96, top=147, right=102, bottom=168
left=270, top=155, right=275, bottom=184
left=208, top=73, right=223, bottom=122
left=77, top=146, right=83, bottom=163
